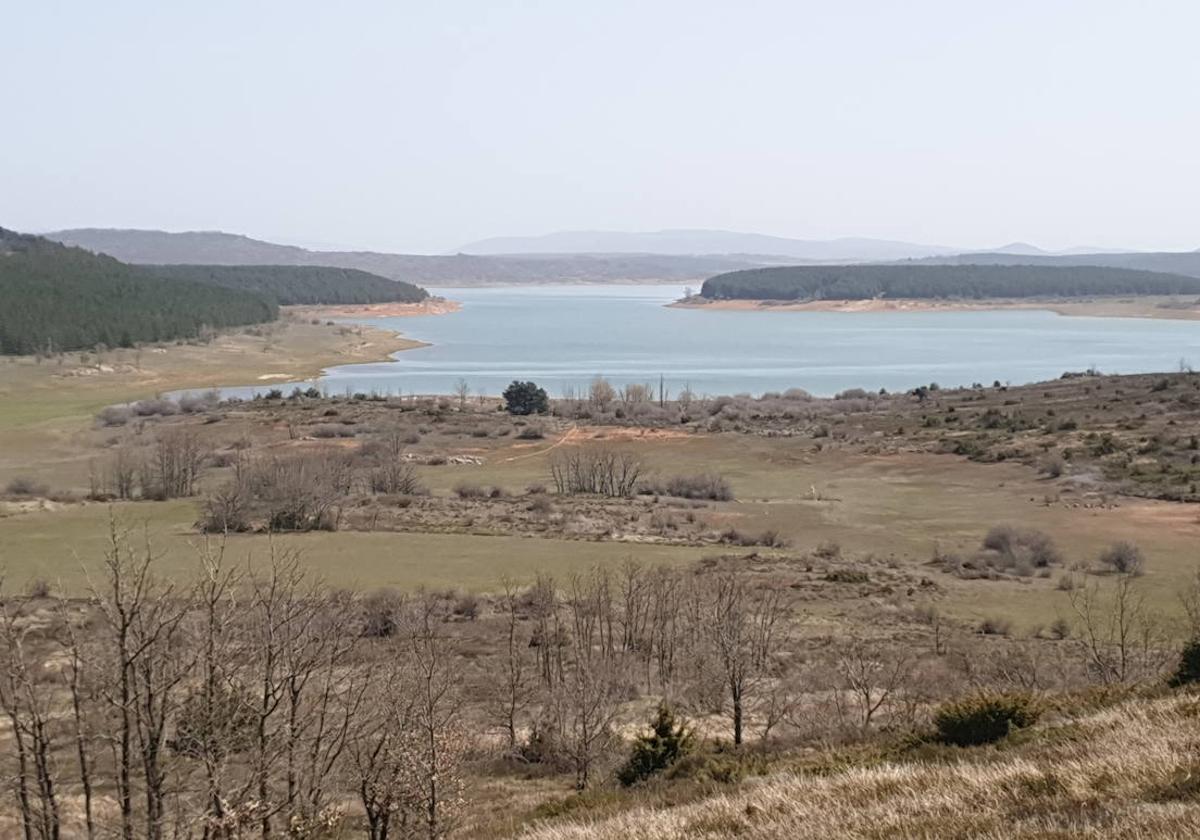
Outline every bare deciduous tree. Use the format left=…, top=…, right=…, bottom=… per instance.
left=1069, top=575, right=1172, bottom=686
left=701, top=571, right=789, bottom=746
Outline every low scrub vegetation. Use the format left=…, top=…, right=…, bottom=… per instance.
left=638, top=472, right=733, bottom=501
left=933, top=693, right=1039, bottom=746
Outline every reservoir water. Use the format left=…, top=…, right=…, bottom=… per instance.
left=207, top=284, right=1200, bottom=399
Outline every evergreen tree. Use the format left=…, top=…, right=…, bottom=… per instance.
left=1169, top=637, right=1200, bottom=687
left=617, top=703, right=695, bottom=786
left=503, top=381, right=549, bottom=415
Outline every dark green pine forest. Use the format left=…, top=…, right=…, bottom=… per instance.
left=146, top=264, right=428, bottom=306
left=0, top=229, right=432, bottom=355
left=0, top=229, right=278, bottom=355
left=700, top=264, right=1200, bottom=301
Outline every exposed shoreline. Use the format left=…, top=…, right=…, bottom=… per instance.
left=669, top=295, right=1200, bottom=321
left=287, top=296, right=462, bottom=320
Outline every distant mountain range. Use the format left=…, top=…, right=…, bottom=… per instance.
left=44, top=229, right=771, bottom=286
left=42, top=227, right=1200, bottom=285
left=457, top=229, right=961, bottom=261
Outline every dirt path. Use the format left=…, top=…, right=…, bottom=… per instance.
left=502, top=423, right=579, bottom=462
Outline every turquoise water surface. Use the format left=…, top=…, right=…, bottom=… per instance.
left=206, top=285, right=1200, bottom=399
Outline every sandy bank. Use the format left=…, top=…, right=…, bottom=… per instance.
left=670, top=296, right=1200, bottom=321
left=289, top=297, right=462, bottom=319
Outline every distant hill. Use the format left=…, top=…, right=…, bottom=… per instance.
left=0, top=229, right=276, bottom=355
left=45, top=229, right=770, bottom=285
left=904, top=251, right=1200, bottom=279
left=457, top=228, right=959, bottom=261
left=146, top=264, right=428, bottom=306
left=700, top=264, right=1200, bottom=302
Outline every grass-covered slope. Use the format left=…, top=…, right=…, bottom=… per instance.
left=146, top=264, right=429, bottom=305
left=523, top=692, right=1200, bottom=840
left=0, top=228, right=277, bottom=355
left=701, top=264, right=1200, bottom=301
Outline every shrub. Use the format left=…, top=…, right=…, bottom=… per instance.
left=178, top=390, right=220, bottom=414
left=617, top=703, right=695, bottom=787
left=5, top=476, right=49, bottom=497
left=503, top=380, right=549, bottom=415
left=638, top=472, right=733, bottom=501
left=835, top=387, right=871, bottom=400
left=96, top=405, right=133, bottom=426
left=1040, top=454, right=1065, bottom=478
left=169, top=682, right=257, bottom=760
left=200, top=486, right=250, bottom=533
left=1169, top=637, right=1200, bottom=687
left=454, top=482, right=488, bottom=499
left=977, top=617, right=1012, bottom=636
left=719, top=527, right=787, bottom=548
left=360, top=589, right=402, bottom=638
left=25, top=578, right=51, bottom=598
left=934, top=693, right=1039, bottom=746
left=516, top=424, right=545, bottom=440
left=981, top=525, right=1063, bottom=569
left=132, top=398, right=179, bottom=417
left=518, top=721, right=564, bottom=767
left=824, top=569, right=869, bottom=584
left=1099, top=541, right=1145, bottom=576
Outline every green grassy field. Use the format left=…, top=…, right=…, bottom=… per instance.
left=0, top=499, right=707, bottom=594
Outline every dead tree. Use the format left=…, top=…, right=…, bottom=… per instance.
left=400, top=596, right=468, bottom=839
left=0, top=584, right=61, bottom=840
left=56, top=602, right=97, bottom=840
left=489, top=579, right=533, bottom=753
left=552, top=571, right=624, bottom=790
left=702, top=571, right=788, bottom=746
left=1069, top=575, right=1172, bottom=685
left=833, top=639, right=913, bottom=731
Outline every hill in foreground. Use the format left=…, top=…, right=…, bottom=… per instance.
left=700, top=263, right=1200, bottom=302
left=522, top=692, right=1200, bottom=840
left=0, top=228, right=277, bottom=355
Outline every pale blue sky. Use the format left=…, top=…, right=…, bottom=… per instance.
left=4, top=1, right=1199, bottom=253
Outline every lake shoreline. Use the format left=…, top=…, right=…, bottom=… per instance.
left=287, top=296, right=462, bottom=320
left=670, top=295, right=1200, bottom=321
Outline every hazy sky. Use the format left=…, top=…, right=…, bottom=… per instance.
left=4, top=1, right=1199, bottom=254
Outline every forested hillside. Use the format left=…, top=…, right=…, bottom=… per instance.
left=147, top=264, right=428, bottom=305
left=0, top=229, right=276, bottom=355
left=905, top=250, right=1200, bottom=278
left=701, top=264, right=1200, bottom=301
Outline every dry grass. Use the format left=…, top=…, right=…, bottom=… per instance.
left=521, top=692, right=1200, bottom=839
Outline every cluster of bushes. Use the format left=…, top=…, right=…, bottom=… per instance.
left=638, top=472, right=733, bottom=501
left=937, top=526, right=1063, bottom=579
left=96, top=391, right=221, bottom=426
left=550, top=448, right=643, bottom=497
left=202, top=444, right=426, bottom=533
